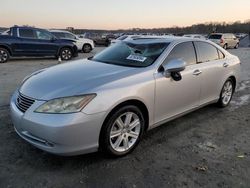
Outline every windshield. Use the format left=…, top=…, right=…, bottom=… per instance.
left=92, top=41, right=169, bottom=67
left=117, top=35, right=128, bottom=40
left=209, top=34, right=222, bottom=39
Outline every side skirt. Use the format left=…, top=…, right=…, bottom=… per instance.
left=148, top=99, right=219, bottom=130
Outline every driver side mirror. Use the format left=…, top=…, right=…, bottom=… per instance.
left=162, top=59, right=186, bottom=81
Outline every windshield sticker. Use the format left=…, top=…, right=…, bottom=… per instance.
left=126, top=55, right=147, bottom=62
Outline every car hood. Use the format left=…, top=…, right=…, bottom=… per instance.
left=56, top=38, right=76, bottom=44
left=19, top=59, right=138, bottom=100
left=79, top=38, right=93, bottom=43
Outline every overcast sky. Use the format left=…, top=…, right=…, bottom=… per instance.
left=1, top=0, right=250, bottom=29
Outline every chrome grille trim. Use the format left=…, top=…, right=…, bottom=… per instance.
left=15, top=93, right=35, bottom=113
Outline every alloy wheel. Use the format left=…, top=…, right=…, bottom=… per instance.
left=83, top=44, right=91, bottom=53
left=221, top=81, right=233, bottom=105
left=109, top=112, right=141, bottom=152
left=61, top=49, right=72, bottom=60
left=0, top=50, right=8, bottom=63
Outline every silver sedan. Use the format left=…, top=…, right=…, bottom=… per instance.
left=10, top=37, right=241, bottom=157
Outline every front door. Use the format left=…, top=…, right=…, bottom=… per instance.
left=154, top=42, right=202, bottom=124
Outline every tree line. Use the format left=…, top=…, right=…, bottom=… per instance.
left=74, top=21, right=250, bottom=35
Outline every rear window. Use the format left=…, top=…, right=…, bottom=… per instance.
left=195, top=42, right=219, bottom=62
left=92, top=41, right=169, bottom=67
left=19, top=28, right=36, bottom=38
left=209, top=34, right=222, bottom=39
left=218, top=50, right=225, bottom=59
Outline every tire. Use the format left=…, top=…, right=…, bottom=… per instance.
left=100, top=105, right=145, bottom=157
left=234, top=43, right=239, bottom=49
left=60, top=47, right=73, bottom=60
left=217, top=78, right=234, bottom=108
left=0, top=48, right=10, bottom=63
left=82, top=44, right=92, bottom=53
left=223, top=44, right=228, bottom=50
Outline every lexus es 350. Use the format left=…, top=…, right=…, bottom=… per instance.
left=10, top=37, right=241, bottom=157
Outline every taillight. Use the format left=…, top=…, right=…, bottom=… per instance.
left=220, top=39, right=224, bottom=43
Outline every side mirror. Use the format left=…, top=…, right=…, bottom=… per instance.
left=162, top=59, right=186, bottom=81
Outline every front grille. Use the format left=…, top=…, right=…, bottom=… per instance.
left=16, top=93, right=35, bottom=113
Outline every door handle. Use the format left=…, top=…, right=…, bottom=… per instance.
left=193, top=69, right=202, bottom=76
left=223, top=63, right=229, bottom=68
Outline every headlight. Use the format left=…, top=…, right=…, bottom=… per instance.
left=35, top=94, right=96, bottom=114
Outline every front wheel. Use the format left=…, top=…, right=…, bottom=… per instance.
left=82, top=44, right=92, bottom=53
left=0, top=48, right=10, bottom=63
left=217, top=78, right=234, bottom=107
left=100, top=105, right=145, bottom=157
left=60, top=47, right=73, bottom=60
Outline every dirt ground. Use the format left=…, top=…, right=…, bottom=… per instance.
left=0, top=47, right=249, bottom=188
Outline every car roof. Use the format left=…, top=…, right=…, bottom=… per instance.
left=125, top=36, right=206, bottom=45
left=50, top=29, right=71, bottom=33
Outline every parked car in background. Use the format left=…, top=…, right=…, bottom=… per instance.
left=82, top=32, right=115, bottom=46
left=183, top=34, right=206, bottom=40
left=235, top=33, right=248, bottom=40
left=110, top=35, right=141, bottom=45
left=0, top=26, right=78, bottom=63
left=10, top=37, right=240, bottom=157
left=51, top=30, right=94, bottom=53
left=1, top=29, right=11, bottom=35
left=208, top=33, right=239, bottom=49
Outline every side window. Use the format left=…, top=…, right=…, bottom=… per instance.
left=19, top=28, right=36, bottom=39
left=35, top=30, right=53, bottom=40
left=64, top=33, right=76, bottom=40
left=53, top=32, right=65, bottom=39
left=194, top=42, right=219, bottom=63
left=163, top=42, right=197, bottom=66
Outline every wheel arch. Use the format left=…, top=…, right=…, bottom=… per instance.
left=0, top=45, right=12, bottom=56
left=82, top=43, right=93, bottom=52
left=57, top=45, right=74, bottom=56
left=228, top=75, right=237, bottom=93
left=99, top=99, right=150, bottom=144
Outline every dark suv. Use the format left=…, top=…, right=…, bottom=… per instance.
left=0, top=26, right=78, bottom=63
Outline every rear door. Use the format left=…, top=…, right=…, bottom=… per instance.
left=12, top=28, right=38, bottom=55
left=154, top=41, right=201, bottom=123
left=194, top=41, right=225, bottom=105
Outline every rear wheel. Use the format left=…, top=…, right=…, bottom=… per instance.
left=0, top=48, right=10, bottom=63
left=223, top=44, right=228, bottom=50
left=100, top=105, right=145, bottom=157
left=60, top=47, right=73, bottom=60
left=234, top=43, right=239, bottom=49
left=82, top=44, right=92, bottom=53
left=217, top=78, right=234, bottom=107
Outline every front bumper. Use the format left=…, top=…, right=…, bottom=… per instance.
left=10, top=91, right=106, bottom=156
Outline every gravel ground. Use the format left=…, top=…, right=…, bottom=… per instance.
left=0, top=47, right=249, bottom=188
